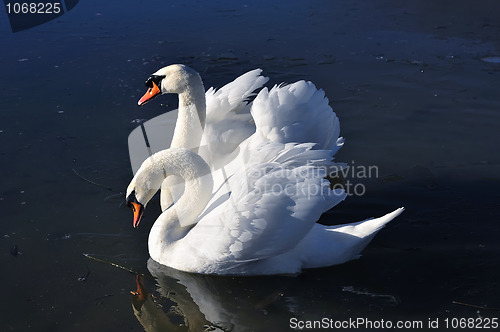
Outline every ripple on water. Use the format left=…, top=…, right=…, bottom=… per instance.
left=481, top=56, right=500, bottom=64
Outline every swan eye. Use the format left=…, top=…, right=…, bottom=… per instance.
left=145, top=75, right=166, bottom=88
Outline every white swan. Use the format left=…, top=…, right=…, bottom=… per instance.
left=126, top=66, right=403, bottom=275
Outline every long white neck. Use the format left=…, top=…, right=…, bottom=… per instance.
left=145, top=149, right=213, bottom=263
left=171, top=80, right=206, bottom=151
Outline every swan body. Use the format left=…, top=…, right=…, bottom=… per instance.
left=127, top=65, right=404, bottom=275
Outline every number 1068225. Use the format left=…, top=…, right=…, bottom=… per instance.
left=5, top=2, right=62, bottom=14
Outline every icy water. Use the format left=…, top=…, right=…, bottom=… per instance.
left=1, top=0, right=500, bottom=331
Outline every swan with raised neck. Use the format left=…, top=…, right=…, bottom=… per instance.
left=137, top=64, right=208, bottom=210
left=126, top=148, right=213, bottom=265
left=138, top=64, right=206, bottom=151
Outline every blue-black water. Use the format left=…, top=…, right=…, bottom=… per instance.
left=1, top=1, right=499, bottom=330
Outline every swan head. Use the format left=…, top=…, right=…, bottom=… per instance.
left=138, top=64, right=203, bottom=106
left=126, top=190, right=144, bottom=229
left=125, top=148, right=214, bottom=229
left=126, top=156, right=165, bottom=228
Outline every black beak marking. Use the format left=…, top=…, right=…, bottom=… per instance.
left=145, top=75, right=166, bottom=88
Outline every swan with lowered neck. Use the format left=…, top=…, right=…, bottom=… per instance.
left=126, top=66, right=404, bottom=275
left=126, top=145, right=403, bottom=275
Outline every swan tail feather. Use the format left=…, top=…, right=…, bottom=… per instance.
left=297, top=208, right=404, bottom=269
left=331, top=207, right=405, bottom=238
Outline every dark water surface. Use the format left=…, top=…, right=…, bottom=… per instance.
left=1, top=0, right=500, bottom=331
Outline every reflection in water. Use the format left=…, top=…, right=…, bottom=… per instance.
left=132, top=273, right=191, bottom=332
left=132, top=259, right=299, bottom=331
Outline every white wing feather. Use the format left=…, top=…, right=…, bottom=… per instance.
left=201, top=70, right=269, bottom=164
left=250, top=81, right=342, bottom=152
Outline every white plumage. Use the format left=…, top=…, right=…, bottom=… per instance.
left=127, top=65, right=403, bottom=275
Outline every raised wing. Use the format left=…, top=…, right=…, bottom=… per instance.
left=250, top=80, right=343, bottom=152
left=202, top=69, right=269, bottom=165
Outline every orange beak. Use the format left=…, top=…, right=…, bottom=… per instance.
left=130, top=201, right=144, bottom=228
left=138, top=81, right=161, bottom=106
left=131, top=274, right=147, bottom=310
